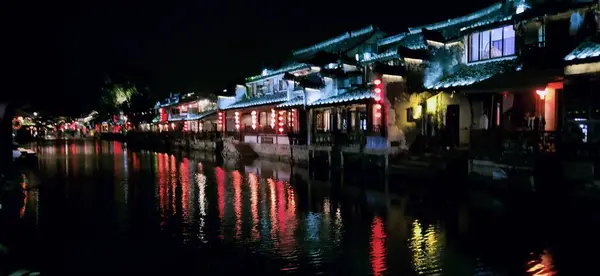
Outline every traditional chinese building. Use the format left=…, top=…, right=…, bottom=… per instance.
left=376, top=0, right=597, bottom=166
left=217, top=26, right=392, bottom=160
left=153, top=93, right=217, bottom=132
left=564, top=33, right=600, bottom=143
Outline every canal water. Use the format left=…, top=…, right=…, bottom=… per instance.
left=2, top=140, right=599, bottom=275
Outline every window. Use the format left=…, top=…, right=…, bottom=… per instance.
left=278, top=79, right=287, bottom=92
left=468, top=25, right=515, bottom=62
left=407, top=107, right=415, bottom=122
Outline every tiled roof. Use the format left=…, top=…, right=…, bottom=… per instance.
left=292, top=26, right=377, bottom=59
left=360, top=50, right=399, bottom=64
left=277, top=96, right=305, bottom=108
left=221, top=93, right=288, bottom=110
left=565, top=37, right=600, bottom=62
left=167, top=109, right=217, bottom=121
left=374, top=5, right=508, bottom=56
left=245, top=63, right=310, bottom=83
left=380, top=3, right=512, bottom=46
left=398, top=33, right=427, bottom=50
left=428, top=58, right=518, bottom=89
left=309, top=90, right=375, bottom=106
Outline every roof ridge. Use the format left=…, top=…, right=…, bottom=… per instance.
left=292, top=25, right=375, bottom=56
left=408, top=2, right=503, bottom=33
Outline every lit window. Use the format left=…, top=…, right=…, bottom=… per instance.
left=468, top=25, right=515, bottom=62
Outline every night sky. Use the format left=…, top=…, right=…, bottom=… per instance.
left=6, top=0, right=494, bottom=116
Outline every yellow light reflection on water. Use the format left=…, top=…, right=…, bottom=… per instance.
left=409, top=220, right=444, bottom=275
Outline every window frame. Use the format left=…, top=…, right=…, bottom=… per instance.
left=467, top=25, right=516, bottom=63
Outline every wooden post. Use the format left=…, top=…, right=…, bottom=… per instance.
left=367, top=103, right=373, bottom=133
left=308, top=109, right=313, bottom=145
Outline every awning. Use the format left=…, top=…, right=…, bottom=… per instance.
left=309, top=90, right=375, bottom=107
left=427, top=58, right=518, bottom=90
left=461, top=68, right=564, bottom=93
left=565, top=36, right=600, bottom=64
left=220, top=93, right=288, bottom=110
left=277, top=96, right=305, bottom=108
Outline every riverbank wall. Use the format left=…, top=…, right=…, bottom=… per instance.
left=99, top=132, right=219, bottom=153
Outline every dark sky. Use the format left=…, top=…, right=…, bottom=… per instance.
left=5, top=0, right=494, bottom=116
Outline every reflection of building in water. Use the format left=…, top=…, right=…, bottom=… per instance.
left=409, top=220, right=445, bottom=275
left=232, top=170, right=243, bottom=239
left=268, top=178, right=278, bottom=243
left=157, top=153, right=169, bottom=229
left=527, top=250, right=555, bottom=276
left=215, top=166, right=226, bottom=239
left=244, top=159, right=291, bottom=182
left=249, top=173, right=260, bottom=241
left=180, top=158, right=191, bottom=241
left=169, top=155, right=176, bottom=216
left=196, top=162, right=207, bottom=243
left=370, top=216, right=387, bottom=276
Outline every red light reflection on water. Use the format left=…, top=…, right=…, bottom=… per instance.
left=232, top=170, right=243, bottom=239
left=268, top=178, right=278, bottom=242
left=276, top=180, right=286, bottom=238
left=249, top=173, right=259, bottom=241
left=527, top=250, right=556, bottom=276
left=215, top=167, right=226, bottom=239
left=132, top=152, right=140, bottom=171
left=19, top=174, right=29, bottom=218
left=169, top=155, right=176, bottom=215
left=370, top=216, right=387, bottom=276
left=157, top=154, right=168, bottom=229
left=180, top=158, right=190, bottom=223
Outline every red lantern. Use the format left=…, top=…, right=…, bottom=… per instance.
left=373, top=78, right=383, bottom=119
left=373, top=78, right=383, bottom=103
left=217, top=112, right=224, bottom=130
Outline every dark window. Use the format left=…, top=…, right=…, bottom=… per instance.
left=407, top=108, right=415, bottom=122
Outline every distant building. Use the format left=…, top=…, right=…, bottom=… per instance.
left=152, top=93, right=217, bottom=132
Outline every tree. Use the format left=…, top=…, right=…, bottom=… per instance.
left=98, top=76, right=137, bottom=114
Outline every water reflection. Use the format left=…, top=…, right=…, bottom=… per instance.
left=19, top=140, right=577, bottom=274
left=370, top=216, right=386, bottom=275
left=409, top=220, right=444, bottom=275
left=249, top=173, right=259, bottom=241
left=196, top=164, right=207, bottom=243
left=527, top=250, right=556, bottom=276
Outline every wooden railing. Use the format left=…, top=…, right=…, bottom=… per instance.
left=311, top=131, right=375, bottom=147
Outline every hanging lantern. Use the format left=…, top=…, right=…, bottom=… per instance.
left=373, top=79, right=383, bottom=119
left=373, top=78, right=383, bottom=103
left=234, top=111, right=240, bottom=130
left=217, top=112, right=224, bottom=130
left=278, top=110, right=285, bottom=134
left=270, top=109, right=276, bottom=129
left=251, top=110, right=257, bottom=129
